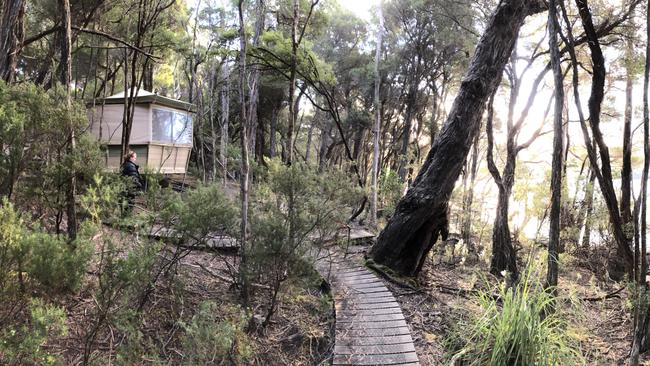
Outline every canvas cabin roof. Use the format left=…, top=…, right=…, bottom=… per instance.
left=92, top=89, right=196, bottom=112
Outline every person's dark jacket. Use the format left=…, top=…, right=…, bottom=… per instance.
left=121, top=160, right=144, bottom=190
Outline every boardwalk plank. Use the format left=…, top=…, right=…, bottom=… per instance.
left=347, top=283, right=390, bottom=291
left=345, top=303, right=402, bottom=310
left=343, top=297, right=397, bottom=305
left=337, top=271, right=371, bottom=279
left=336, top=326, right=412, bottom=338
left=336, top=275, right=379, bottom=283
left=337, top=307, right=403, bottom=316
left=346, top=287, right=390, bottom=295
left=336, top=319, right=408, bottom=330
left=336, top=334, right=414, bottom=346
left=334, top=343, right=416, bottom=355
left=337, top=313, right=405, bottom=323
left=332, top=352, right=419, bottom=365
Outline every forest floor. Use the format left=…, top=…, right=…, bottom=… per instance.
left=346, top=245, right=645, bottom=365
left=44, top=225, right=334, bottom=365
left=15, top=219, right=644, bottom=365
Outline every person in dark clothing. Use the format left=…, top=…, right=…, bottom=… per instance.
left=121, top=150, right=145, bottom=211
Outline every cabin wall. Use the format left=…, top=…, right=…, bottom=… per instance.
left=104, top=145, right=149, bottom=170
left=88, top=104, right=151, bottom=144
left=148, top=144, right=190, bottom=173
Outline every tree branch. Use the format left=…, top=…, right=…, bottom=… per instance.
left=71, top=26, right=160, bottom=59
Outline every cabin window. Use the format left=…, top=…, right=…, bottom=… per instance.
left=152, top=108, right=193, bottom=144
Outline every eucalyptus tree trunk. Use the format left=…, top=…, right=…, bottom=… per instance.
left=318, top=122, right=332, bottom=172
left=486, top=93, right=518, bottom=278
left=305, top=122, right=314, bottom=163
left=220, top=63, right=230, bottom=187
left=486, top=53, right=549, bottom=279
left=622, top=28, right=634, bottom=227
left=461, top=133, right=480, bottom=262
left=369, top=0, right=544, bottom=277
left=370, top=2, right=384, bottom=227
left=398, top=84, right=417, bottom=182
left=247, top=0, right=265, bottom=163
left=0, top=0, right=25, bottom=82
left=209, top=63, right=218, bottom=181
left=237, top=0, right=251, bottom=306
left=578, top=167, right=595, bottom=248
left=561, top=0, right=635, bottom=280
left=629, top=1, right=650, bottom=361
left=546, top=0, right=564, bottom=291
left=59, top=0, right=76, bottom=241
left=269, top=106, right=277, bottom=158
left=286, top=0, right=299, bottom=166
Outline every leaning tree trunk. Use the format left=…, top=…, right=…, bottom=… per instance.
left=369, top=0, right=544, bottom=277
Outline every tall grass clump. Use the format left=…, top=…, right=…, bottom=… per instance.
left=449, top=265, right=583, bottom=365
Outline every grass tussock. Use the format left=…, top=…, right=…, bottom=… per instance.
left=448, top=265, right=584, bottom=366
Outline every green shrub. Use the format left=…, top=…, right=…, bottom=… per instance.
left=0, top=299, right=67, bottom=366
left=0, top=81, right=103, bottom=221
left=379, top=169, right=403, bottom=218
left=244, top=159, right=361, bottom=322
left=0, top=199, right=26, bottom=293
left=25, top=229, right=92, bottom=292
left=161, top=183, right=238, bottom=240
left=449, top=265, right=583, bottom=365
left=79, top=174, right=127, bottom=225
left=179, top=302, right=253, bottom=365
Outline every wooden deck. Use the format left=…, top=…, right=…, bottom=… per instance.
left=315, top=251, right=420, bottom=366
left=148, top=224, right=239, bottom=250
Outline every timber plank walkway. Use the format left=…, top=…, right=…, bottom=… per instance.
left=315, top=251, right=420, bottom=366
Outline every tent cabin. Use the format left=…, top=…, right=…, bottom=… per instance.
left=87, top=90, right=195, bottom=174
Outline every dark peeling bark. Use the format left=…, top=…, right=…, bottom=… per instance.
left=369, top=0, right=544, bottom=277
left=0, top=0, right=25, bottom=82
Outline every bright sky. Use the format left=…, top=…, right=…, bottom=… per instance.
left=338, top=0, right=375, bottom=21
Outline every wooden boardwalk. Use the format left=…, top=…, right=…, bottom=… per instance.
left=315, top=252, right=420, bottom=366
